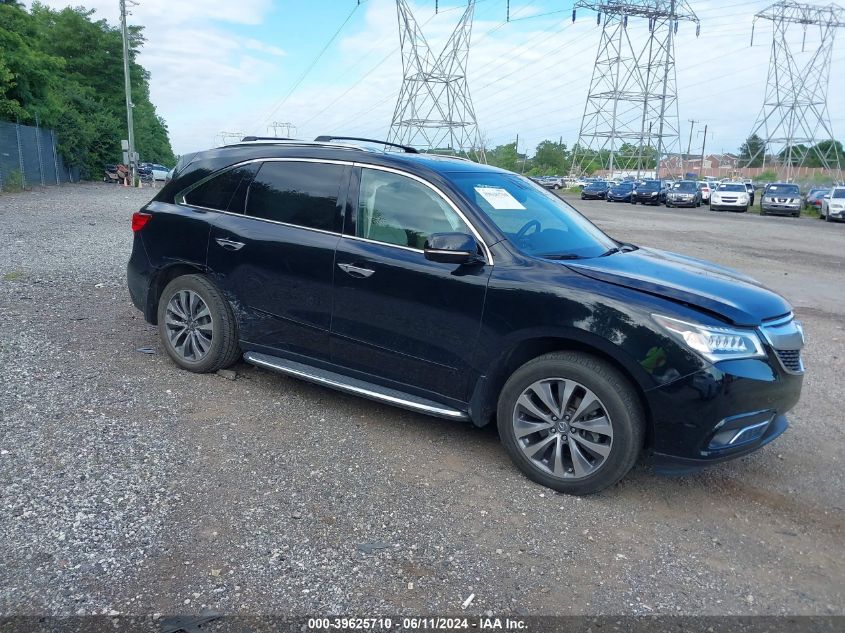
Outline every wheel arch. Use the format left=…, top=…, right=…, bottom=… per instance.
left=145, top=262, right=207, bottom=324
left=469, top=334, right=654, bottom=449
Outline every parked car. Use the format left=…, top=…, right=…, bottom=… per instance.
left=697, top=181, right=712, bottom=202
left=710, top=182, right=750, bottom=212
left=760, top=183, right=801, bottom=217
left=580, top=181, right=610, bottom=200
left=665, top=180, right=702, bottom=208
left=820, top=186, right=845, bottom=222
left=140, top=163, right=171, bottom=181
left=804, top=187, right=829, bottom=210
left=606, top=181, right=636, bottom=202
left=541, top=176, right=566, bottom=190
left=127, top=136, right=805, bottom=495
left=630, top=180, right=666, bottom=205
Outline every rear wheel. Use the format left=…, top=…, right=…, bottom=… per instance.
left=497, top=352, right=644, bottom=495
left=157, top=274, right=241, bottom=373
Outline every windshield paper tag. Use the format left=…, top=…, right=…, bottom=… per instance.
left=474, top=186, right=526, bottom=210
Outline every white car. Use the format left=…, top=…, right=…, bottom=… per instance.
left=146, top=163, right=170, bottom=181
left=697, top=180, right=712, bottom=202
left=821, top=186, right=845, bottom=222
left=710, top=182, right=750, bottom=212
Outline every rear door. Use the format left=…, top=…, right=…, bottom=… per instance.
left=204, top=159, right=350, bottom=360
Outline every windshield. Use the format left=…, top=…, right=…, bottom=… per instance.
left=450, top=172, right=617, bottom=259
left=613, top=182, right=635, bottom=191
left=585, top=182, right=606, bottom=190
left=718, top=183, right=746, bottom=192
left=832, top=189, right=845, bottom=199
left=766, top=184, right=800, bottom=196
left=639, top=181, right=661, bottom=190
left=673, top=181, right=697, bottom=191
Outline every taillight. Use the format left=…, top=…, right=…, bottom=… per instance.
left=132, top=212, right=152, bottom=232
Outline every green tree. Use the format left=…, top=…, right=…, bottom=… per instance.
left=486, top=143, right=520, bottom=172
left=532, top=140, right=568, bottom=175
left=0, top=2, right=175, bottom=177
left=739, top=134, right=766, bottom=167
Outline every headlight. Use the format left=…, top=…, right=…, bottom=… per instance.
left=738, top=194, right=748, bottom=202
left=650, top=192, right=658, bottom=196
left=652, top=314, right=766, bottom=363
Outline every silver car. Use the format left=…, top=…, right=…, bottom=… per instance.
left=761, top=183, right=801, bottom=218
left=821, top=186, right=845, bottom=222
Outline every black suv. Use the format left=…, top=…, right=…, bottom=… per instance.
left=127, top=137, right=805, bottom=495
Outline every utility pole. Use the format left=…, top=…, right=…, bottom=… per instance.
left=686, top=119, right=698, bottom=175
left=698, top=124, right=708, bottom=178
left=120, top=0, right=137, bottom=186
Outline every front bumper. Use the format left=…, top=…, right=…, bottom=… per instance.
left=826, top=207, right=845, bottom=219
left=762, top=203, right=801, bottom=215
left=607, top=193, right=632, bottom=202
left=581, top=192, right=606, bottom=199
left=710, top=198, right=748, bottom=210
left=667, top=197, right=697, bottom=207
left=633, top=194, right=661, bottom=204
left=645, top=353, right=803, bottom=473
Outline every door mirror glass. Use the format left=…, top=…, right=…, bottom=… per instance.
left=424, top=232, right=479, bottom=264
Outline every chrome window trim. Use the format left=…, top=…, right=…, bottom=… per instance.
left=352, top=162, right=494, bottom=265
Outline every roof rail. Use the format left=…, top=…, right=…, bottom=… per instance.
left=313, top=136, right=419, bottom=154
left=241, top=136, right=295, bottom=142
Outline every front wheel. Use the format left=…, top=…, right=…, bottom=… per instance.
left=497, top=352, right=644, bottom=495
left=157, top=274, right=241, bottom=373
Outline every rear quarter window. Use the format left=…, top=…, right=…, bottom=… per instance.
left=183, top=164, right=259, bottom=213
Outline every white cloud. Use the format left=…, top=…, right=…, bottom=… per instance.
left=27, top=0, right=845, bottom=157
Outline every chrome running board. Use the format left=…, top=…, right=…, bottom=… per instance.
left=243, top=352, right=469, bottom=420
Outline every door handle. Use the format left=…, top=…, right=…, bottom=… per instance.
left=215, top=237, right=245, bottom=251
left=337, top=263, right=375, bottom=278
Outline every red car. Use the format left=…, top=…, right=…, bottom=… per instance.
left=805, top=188, right=829, bottom=209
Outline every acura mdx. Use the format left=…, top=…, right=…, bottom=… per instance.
left=127, top=136, right=805, bottom=495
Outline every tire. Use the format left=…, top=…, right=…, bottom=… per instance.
left=157, top=274, right=241, bottom=373
left=497, top=351, right=645, bottom=495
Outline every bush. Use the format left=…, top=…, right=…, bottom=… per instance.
left=0, top=169, right=26, bottom=193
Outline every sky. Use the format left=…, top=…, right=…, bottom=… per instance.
left=30, top=0, right=845, bottom=158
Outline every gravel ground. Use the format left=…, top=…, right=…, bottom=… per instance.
left=0, top=183, right=842, bottom=617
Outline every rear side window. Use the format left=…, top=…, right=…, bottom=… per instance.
left=246, top=161, right=345, bottom=232
left=184, top=164, right=258, bottom=212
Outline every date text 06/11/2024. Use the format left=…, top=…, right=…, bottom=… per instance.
left=306, top=617, right=528, bottom=630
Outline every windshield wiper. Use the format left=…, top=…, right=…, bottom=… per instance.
left=600, top=242, right=637, bottom=257
left=542, top=253, right=585, bottom=260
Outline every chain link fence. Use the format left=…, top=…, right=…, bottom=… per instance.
left=0, top=120, right=80, bottom=192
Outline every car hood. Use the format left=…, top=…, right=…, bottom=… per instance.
left=564, top=247, right=791, bottom=326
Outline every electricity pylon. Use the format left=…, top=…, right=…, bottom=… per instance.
left=387, top=1, right=484, bottom=160
left=746, top=2, right=844, bottom=182
left=571, top=1, right=700, bottom=178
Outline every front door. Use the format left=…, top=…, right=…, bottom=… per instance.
left=204, top=159, right=350, bottom=360
left=330, top=166, right=492, bottom=402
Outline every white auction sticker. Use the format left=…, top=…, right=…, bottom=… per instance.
left=474, top=185, right=526, bottom=210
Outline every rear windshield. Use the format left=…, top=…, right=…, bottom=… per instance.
left=766, top=184, right=800, bottom=196
left=450, top=172, right=617, bottom=259
left=717, top=183, right=746, bottom=192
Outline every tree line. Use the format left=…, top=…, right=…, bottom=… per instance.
left=0, top=1, right=175, bottom=178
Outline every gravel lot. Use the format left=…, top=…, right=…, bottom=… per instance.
left=0, top=183, right=843, bottom=617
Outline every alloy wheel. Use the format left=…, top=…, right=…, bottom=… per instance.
left=512, top=378, right=613, bottom=479
left=164, top=289, right=214, bottom=362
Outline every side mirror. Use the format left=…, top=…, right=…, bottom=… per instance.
left=823, top=194, right=831, bottom=199
left=424, top=232, right=480, bottom=265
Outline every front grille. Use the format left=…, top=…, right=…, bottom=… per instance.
left=775, top=349, right=803, bottom=373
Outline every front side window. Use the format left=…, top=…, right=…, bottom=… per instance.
left=450, top=172, right=617, bottom=260
left=246, top=161, right=345, bottom=232
left=356, top=169, right=470, bottom=249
